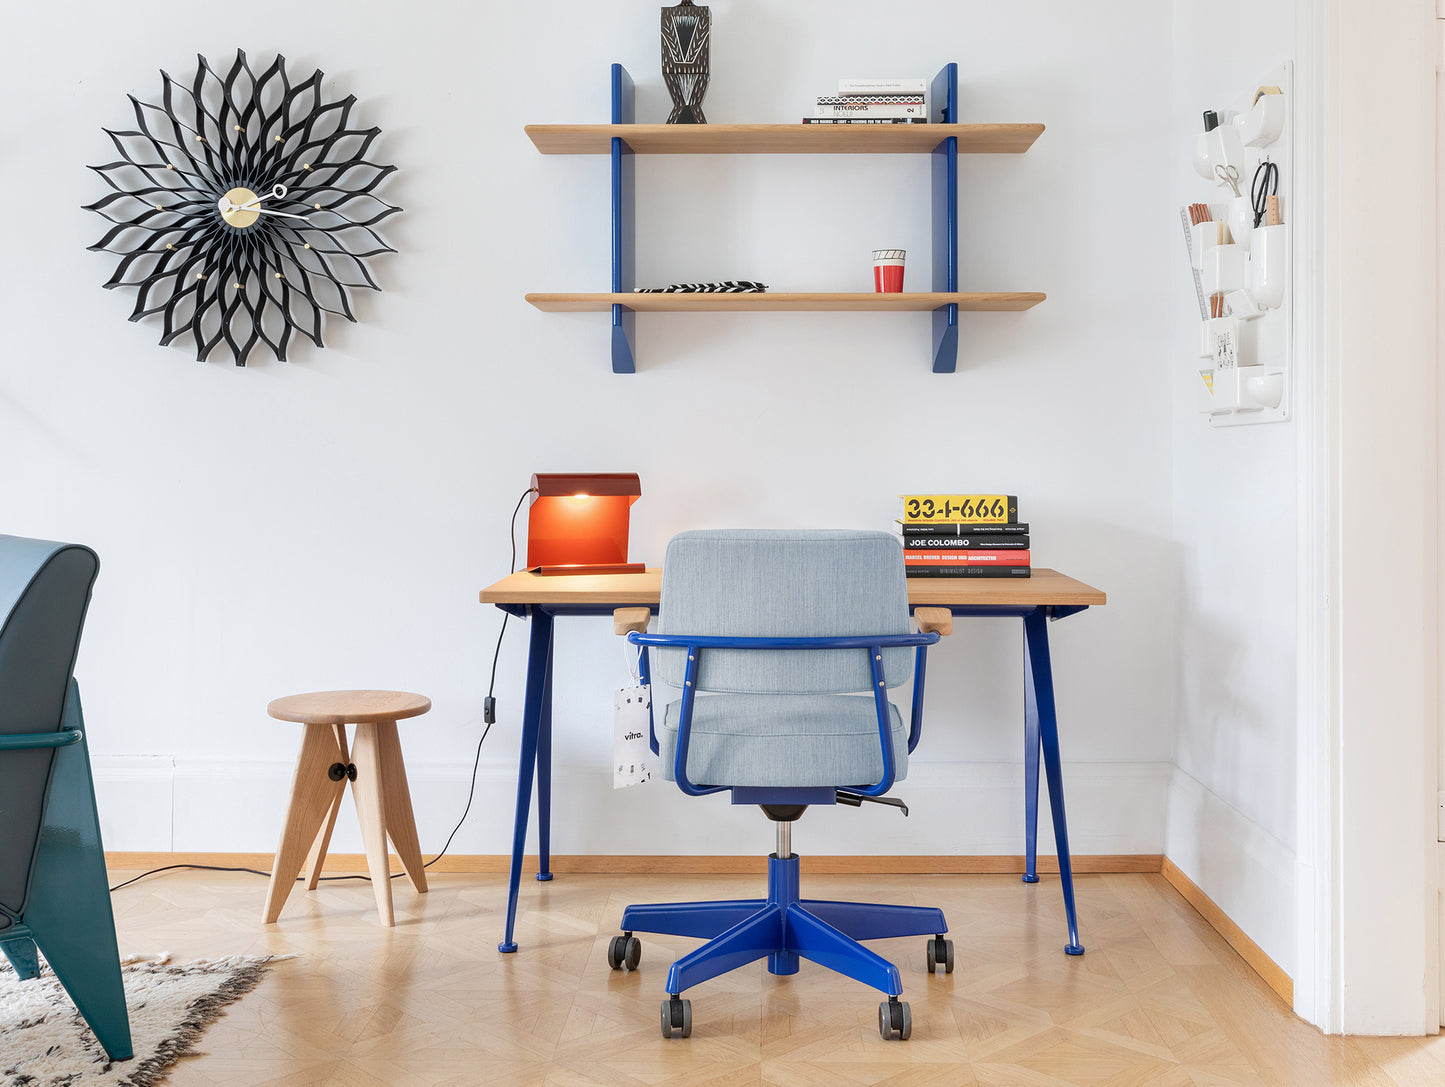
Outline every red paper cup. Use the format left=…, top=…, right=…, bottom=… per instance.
left=872, top=249, right=905, bottom=292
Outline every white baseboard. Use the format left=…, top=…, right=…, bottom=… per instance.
left=1164, top=765, right=1296, bottom=977
left=93, top=756, right=1172, bottom=857
left=91, top=755, right=173, bottom=853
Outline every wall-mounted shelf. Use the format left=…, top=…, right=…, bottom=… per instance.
left=529, top=63, right=1045, bottom=373
left=525, top=123, right=1044, bottom=156
left=527, top=292, right=1046, bottom=313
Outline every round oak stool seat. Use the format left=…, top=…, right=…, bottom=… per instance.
left=262, top=690, right=432, bottom=927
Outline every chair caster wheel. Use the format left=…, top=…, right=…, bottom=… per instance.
left=926, top=935, right=954, bottom=974
left=606, top=934, right=641, bottom=971
left=878, top=999, right=911, bottom=1040
left=661, top=996, right=692, bottom=1038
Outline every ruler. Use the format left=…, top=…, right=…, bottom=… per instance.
left=1180, top=205, right=1208, bottom=320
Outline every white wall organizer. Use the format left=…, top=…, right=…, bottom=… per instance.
left=1184, top=61, right=1292, bottom=426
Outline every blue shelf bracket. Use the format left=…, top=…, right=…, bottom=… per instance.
left=930, top=63, right=959, bottom=374
left=611, top=63, right=637, bottom=374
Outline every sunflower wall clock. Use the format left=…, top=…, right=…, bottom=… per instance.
left=85, top=50, right=399, bottom=365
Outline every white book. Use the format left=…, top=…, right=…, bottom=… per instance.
left=838, top=77, right=929, bottom=96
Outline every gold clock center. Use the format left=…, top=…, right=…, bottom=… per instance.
left=219, top=187, right=260, bottom=228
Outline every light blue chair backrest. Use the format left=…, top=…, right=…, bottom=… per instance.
left=653, top=529, right=912, bottom=694
left=0, top=536, right=100, bottom=923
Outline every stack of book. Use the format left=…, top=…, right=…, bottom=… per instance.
left=896, top=493, right=1031, bottom=578
left=804, top=77, right=930, bottom=126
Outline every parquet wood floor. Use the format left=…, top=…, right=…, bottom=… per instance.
left=101, top=868, right=1445, bottom=1086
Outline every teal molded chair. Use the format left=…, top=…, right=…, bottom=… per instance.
left=0, top=535, right=132, bottom=1061
left=608, top=529, right=955, bottom=1040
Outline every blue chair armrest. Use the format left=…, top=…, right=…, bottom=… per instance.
left=0, top=729, right=84, bottom=752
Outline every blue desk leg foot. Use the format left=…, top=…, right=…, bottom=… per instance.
left=1022, top=874, right=1040, bottom=884
left=536, top=873, right=554, bottom=882
left=1066, top=943, right=1085, bottom=956
left=498, top=941, right=518, bottom=953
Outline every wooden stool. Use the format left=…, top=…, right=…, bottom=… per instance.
left=262, top=690, right=431, bottom=927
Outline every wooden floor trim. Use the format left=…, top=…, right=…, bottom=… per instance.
left=105, top=851, right=1291, bottom=1008
left=105, top=851, right=1163, bottom=876
left=1161, top=856, right=1294, bottom=1007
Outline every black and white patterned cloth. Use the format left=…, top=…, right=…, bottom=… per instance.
left=634, top=281, right=768, bottom=293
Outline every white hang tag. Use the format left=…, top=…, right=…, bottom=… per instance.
left=614, top=685, right=653, bottom=789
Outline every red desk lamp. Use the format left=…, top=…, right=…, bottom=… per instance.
left=526, top=473, right=644, bottom=576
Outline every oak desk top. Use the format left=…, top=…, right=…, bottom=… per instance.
left=480, top=568, right=1106, bottom=609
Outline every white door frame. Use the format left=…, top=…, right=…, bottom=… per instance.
left=1294, top=0, right=1441, bottom=1035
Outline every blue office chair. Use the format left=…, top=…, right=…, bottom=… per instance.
left=0, top=535, right=133, bottom=1061
left=609, top=529, right=954, bottom=1040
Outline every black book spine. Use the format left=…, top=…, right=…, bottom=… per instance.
left=901, top=522, right=1030, bottom=537
left=904, top=536, right=1030, bottom=549
left=905, top=565, right=1032, bottom=578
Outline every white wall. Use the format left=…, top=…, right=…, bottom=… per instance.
left=1167, top=0, right=1299, bottom=978
left=2, top=3, right=1177, bottom=862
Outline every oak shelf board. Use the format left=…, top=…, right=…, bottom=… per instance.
left=526, top=291, right=1046, bottom=313
left=525, top=122, right=1045, bottom=156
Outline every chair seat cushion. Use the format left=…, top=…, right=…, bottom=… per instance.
left=661, top=693, right=907, bottom=788
left=0, top=911, right=11, bottom=930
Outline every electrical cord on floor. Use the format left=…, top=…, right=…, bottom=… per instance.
left=110, top=486, right=538, bottom=895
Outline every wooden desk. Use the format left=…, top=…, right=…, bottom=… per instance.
left=481, top=567, right=1106, bottom=956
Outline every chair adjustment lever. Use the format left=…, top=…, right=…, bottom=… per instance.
left=836, top=791, right=908, bottom=817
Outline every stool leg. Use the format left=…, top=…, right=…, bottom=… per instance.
left=376, top=720, right=428, bottom=894
left=351, top=722, right=395, bottom=926
left=264, top=723, right=348, bottom=924
left=303, top=724, right=350, bottom=891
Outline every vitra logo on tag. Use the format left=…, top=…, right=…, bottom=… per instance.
left=625, top=731, right=643, bottom=741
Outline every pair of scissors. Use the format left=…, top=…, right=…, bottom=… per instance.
left=1252, top=159, right=1279, bottom=227
left=1214, top=163, right=1242, bottom=197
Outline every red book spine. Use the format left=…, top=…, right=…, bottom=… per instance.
left=903, top=549, right=1032, bottom=565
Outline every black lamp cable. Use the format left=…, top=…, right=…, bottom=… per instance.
left=110, top=485, right=537, bottom=893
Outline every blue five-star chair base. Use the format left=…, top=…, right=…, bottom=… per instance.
left=622, top=852, right=946, bottom=999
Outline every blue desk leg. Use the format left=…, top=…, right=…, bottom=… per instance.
left=1023, top=630, right=1041, bottom=885
left=536, top=629, right=555, bottom=882
left=499, top=609, right=554, bottom=953
left=1023, top=607, right=1085, bottom=956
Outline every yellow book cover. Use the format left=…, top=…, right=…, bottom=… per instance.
left=900, top=494, right=1018, bottom=524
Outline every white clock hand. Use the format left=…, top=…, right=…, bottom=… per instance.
left=253, top=208, right=311, bottom=221
left=232, top=185, right=289, bottom=212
